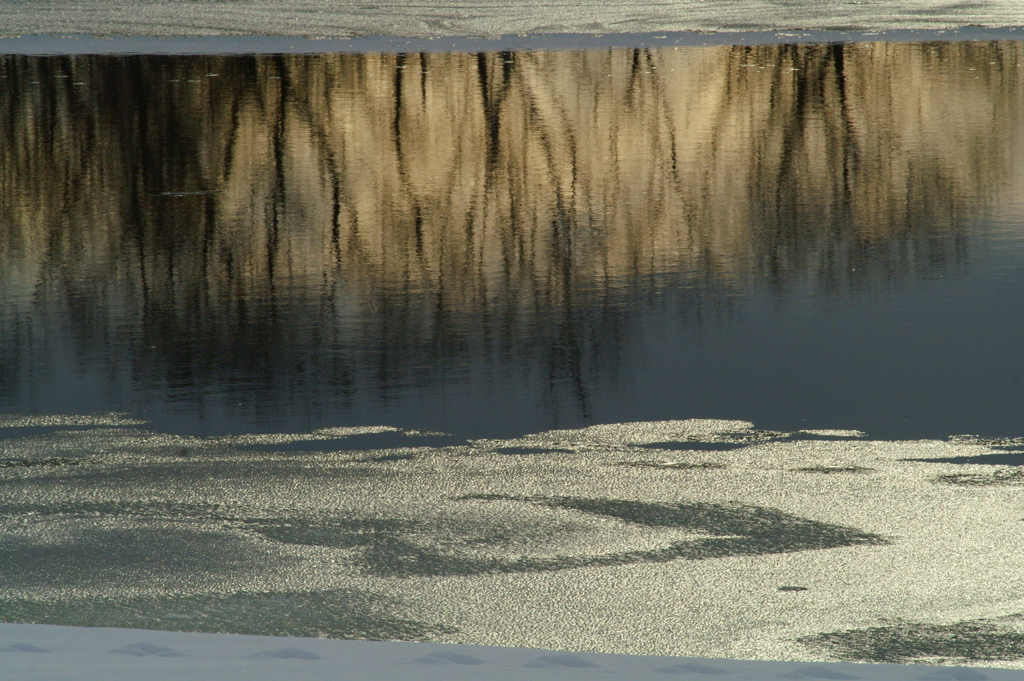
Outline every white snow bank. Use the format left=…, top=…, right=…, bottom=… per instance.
left=0, top=0, right=1022, bottom=41
left=2, top=623, right=1018, bottom=681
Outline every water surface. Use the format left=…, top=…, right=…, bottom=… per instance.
left=2, top=40, right=1023, bottom=439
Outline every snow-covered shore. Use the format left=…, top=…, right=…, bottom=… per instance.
left=0, top=0, right=1022, bottom=39
left=1, top=27, right=1024, bottom=55
left=4, top=622, right=1021, bottom=681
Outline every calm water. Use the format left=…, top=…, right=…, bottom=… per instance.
left=2, top=41, right=1023, bottom=441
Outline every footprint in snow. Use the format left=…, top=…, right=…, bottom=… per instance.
left=418, top=651, right=486, bottom=665
left=656, top=661, right=731, bottom=674
left=111, top=642, right=183, bottom=657
left=246, top=646, right=321, bottom=660
left=782, top=665, right=860, bottom=679
left=524, top=653, right=600, bottom=668
left=1, top=643, right=51, bottom=653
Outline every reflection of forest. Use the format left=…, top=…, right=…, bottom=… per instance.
left=1, top=42, right=1022, bottom=416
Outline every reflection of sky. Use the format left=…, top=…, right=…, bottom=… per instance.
left=0, top=43, right=1022, bottom=439
left=629, top=268, right=1024, bottom=439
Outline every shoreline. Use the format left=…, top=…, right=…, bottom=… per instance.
left=1, top=27, right=1023, bottom=55
left=5, top=622, right=1024, bottom=680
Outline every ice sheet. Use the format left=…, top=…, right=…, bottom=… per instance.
left=5, top=418, right=1024, bottom=667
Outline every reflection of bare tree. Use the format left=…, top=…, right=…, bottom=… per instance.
left=0, top=43, right=1021, bottom=421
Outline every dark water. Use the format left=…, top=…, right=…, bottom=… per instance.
left=2, top=41, right=1023, bottom=440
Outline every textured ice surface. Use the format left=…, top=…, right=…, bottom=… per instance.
left=5, top=417, right=1024, bottom=666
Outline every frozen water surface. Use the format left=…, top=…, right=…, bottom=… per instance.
left=5, top=417, right=1024, bottom=672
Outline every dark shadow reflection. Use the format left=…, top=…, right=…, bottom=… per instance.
left=0, top=527, right=266, bottom=590
left=798, top=614, right=1024, bottom=664
left=0, top=589, right=454, bottom=640
left=246, top=495, right=887, bottom=577
left=1, top=42, right=1021, bottom=434
left=0, top=491, right=886, bottom=579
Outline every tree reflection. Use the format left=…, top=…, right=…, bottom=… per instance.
left=0, top=41, right=1020, bottom=428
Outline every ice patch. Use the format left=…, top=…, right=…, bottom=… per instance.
left=0, top=413, right=146, bottom=429
left=798, top=430, right=868, bottom=438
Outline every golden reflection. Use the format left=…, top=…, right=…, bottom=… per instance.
left=0, top=42, right=1021, bottom=398
left=2, top=44, right=1022, bottom=301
